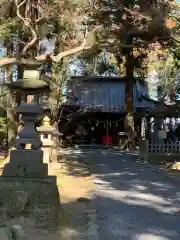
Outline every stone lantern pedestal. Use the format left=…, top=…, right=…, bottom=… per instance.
left=0, top=60, right=61, bottom=228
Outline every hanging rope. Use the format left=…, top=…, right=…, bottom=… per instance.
left=58, top=104, right=147, bottom=132
left=62, top=116, right=125, bottom=132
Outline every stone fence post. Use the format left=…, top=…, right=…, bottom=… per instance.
left=139, top=140, right=148, bottom=160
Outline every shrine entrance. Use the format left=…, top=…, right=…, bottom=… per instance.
left=59, top=112, right=142, bottom=146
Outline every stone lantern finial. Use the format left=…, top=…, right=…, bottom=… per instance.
left=43, top=116, right=51, bottom=126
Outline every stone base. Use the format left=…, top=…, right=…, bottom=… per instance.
left=2, top=149, right=48, bottom=177
left=2, top=162, right=48, bottom=177
left=0, top=176, right=61, bottom=228
left=9, top=150, right=44, bottom=165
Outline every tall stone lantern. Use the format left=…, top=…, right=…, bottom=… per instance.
left=0, top=60, right=60, bottom=227
left=3, top=59, right=51, bottom=177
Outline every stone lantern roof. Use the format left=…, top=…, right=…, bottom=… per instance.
left=5, top=59, right=50, bottom=93
left=37, top=116, right=55, bottom=132
left=6, top=79, right=50, bottom=92
left=37, top=116, right=60, bottom=136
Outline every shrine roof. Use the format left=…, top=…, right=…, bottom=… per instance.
left=63, top=75, right=157, bottom=113
left=71, top=75, right=143, bottom=83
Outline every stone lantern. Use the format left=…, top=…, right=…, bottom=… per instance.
left=0, top=60, right=60, bottom=227
left=37, top=115, right=60, bottom=166
left=3, top=59, right=51, bottom=177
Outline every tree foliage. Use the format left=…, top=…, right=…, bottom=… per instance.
left=168, top=2, right=180, bottom=68
left=76, top=51, right=124, bottom=76
left=0, top=0, right=88, bottom=57
left=84, top=0, right=173, bottom=75
left=147, top=2, right=180, bottom=101
left=0, top=0, right=90, bottom=145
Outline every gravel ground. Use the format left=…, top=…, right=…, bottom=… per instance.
left=66, top=148, right=180, bottom=240
left=95, top=150, right=180, bottom=240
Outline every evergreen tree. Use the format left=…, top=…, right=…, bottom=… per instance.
left=85, top=0, right=173, bottom=143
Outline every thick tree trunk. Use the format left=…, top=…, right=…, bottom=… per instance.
left=6, top=41, right=24, bottom=147
left=125, top=38, right=134, bottom=114
left=16, top=42, right=24, bottom=106
left=6, top=64, right=17, bottom=147
left=123, top=36, right=136, bottom=149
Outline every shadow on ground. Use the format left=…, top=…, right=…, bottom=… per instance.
left=96, top=194, right=180, bottom=240
left=58, top=149, right=93, bottom=177
left=23, top=199, right=90, bottom=239
left=95, top=151, right=180, bottom=240
left=59, top=148, right=180, bottom=240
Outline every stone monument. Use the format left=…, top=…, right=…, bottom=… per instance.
left=0, top=60, right=60, bottom=228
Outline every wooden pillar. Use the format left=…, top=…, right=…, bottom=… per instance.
left=106, top=116, right=109, bottom=147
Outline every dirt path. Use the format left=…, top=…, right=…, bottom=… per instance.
left=23, top=154, right=95, bottom=239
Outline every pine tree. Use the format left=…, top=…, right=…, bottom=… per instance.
left=85, top=0, right=173, bottom=144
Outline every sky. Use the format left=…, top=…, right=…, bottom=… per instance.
left=0, top=44, right=4, bottom=57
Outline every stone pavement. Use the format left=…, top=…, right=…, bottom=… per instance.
left=88, top=149, right=180, bottom=240
left=63, top=148, right=180, bottom=240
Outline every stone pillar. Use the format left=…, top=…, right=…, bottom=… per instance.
left=141, top=117, right=147, bottom=140
left=139, top=140, right=149, bottom=160
left=51, top=131, right=60, bottom=163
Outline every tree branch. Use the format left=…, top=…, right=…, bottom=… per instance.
left=0, top=33, right=174, bottom=68
left=0, top=58, right=17, bottom=67
left=15, top=0, right=31, bottom=27
left=22, top=25, right=38, bottom=55
left=36, top=32, right=90, bottom=63
left=15, top=0, right=38, bottom=55
left=0, top=58, right=46, bottom=67
left=32, top=1, right=46, bottom=23
left=36, top=15, right=45, bottom=23
left=51, top=38, right=89, bottom=62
